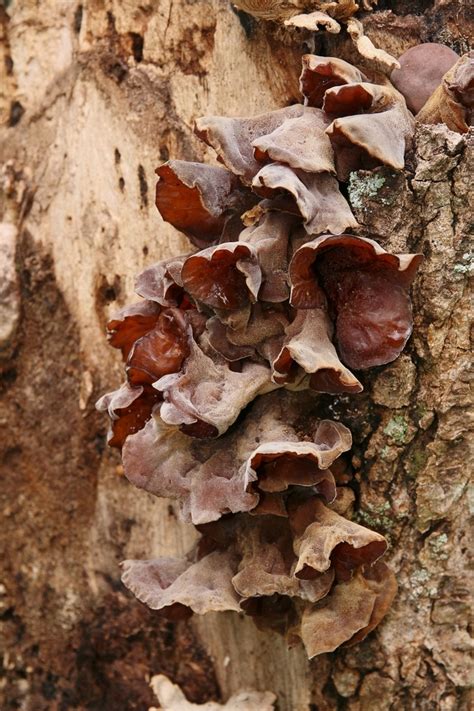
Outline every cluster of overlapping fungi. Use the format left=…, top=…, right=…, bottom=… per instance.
left=98, top=54, right=424, bottom=658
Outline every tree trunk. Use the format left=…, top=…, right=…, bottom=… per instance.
left=0, top=2, right=471, bottom=710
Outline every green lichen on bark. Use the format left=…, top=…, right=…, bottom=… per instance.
left=383, top=415, right=410, bottom=445
left=347, top=171, right=386, bottom=209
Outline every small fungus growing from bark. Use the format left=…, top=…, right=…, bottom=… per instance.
left=99, top=50, right=425, bottom=658
left=391, top=43, right=460, bottom=114
left=345, top=17, right=400, bottom=74
left=417, top=51, right=474, bottom=133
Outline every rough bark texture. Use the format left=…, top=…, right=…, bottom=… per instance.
left=0, top=2, right=472, bottom=710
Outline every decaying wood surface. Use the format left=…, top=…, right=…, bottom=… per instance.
left=0, top=2, right=472, bottom=710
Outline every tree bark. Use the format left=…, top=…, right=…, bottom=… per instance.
left=0, top=2, right=471, bottom=710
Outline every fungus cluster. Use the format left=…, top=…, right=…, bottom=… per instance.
left=98, top=53, right=423, bottom=657
left=118, top=391, right=398, bottom=657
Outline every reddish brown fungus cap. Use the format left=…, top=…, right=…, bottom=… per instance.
left=300, top=55, right=367, bottom=108
left=181, top=242, right=261, bottom=311
left=272, top=309, right=363, bottom=393
left=96, top=382, right=161, bottom=449
left=107, top=301, right=161, bottom=361
left=155, top=161, right=241, bottom=248
left=126, top=308, right=190, bottom=386
left=243, top=426, right=352, bottom=507
left=290, top=234, right=422, bottom=370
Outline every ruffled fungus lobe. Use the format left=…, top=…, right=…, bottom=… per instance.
left=230, top=516, right=336, bottom=603
left=121, top=551, right=241, bottom=617
left=239, top=212, right=295, bottom=302
left=135, top=255, right=186, bottom=307
left=122, top=416, right=257, bottom=524
left=417, top=51, right=474, bottom=134
left=195, top=105, right=304, bottom=184
left=156, top=341, right=273, bottom=438
left=296, top=564, right=394, bottom=658
left=96, top=382, right=160, bottom=449
left=390, top=43, right=460, bottom=114
left=324, top=82, right=414, bottom=180
left=288, top=495, right=387, bottom=580
left=345, top=560, right=397, bottom=646
left=272, top=309, right=363, bottom=393
left=181, top=242, right=261, bottom=311
left=97, top=49, right=416, bottom=660
left=206, top=316, right=258, bottom=362
left=107, top=301, right=161, bottom=360
left=253, top=163, right=357, bottom=235
left=243, top=419, right=352, bottom=506
left=96, top=302, right=171, bottom=447
left=290, top=234, right=422, bottom=369
left=126, top=308, right=190, bottom=385
left=252, top=107, right=335, bottom=174
left=207, top=302, right=289, bottom=368
left=300, top=55, right=367, bottom=108
left=155, top=161, right=242, bottom=248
